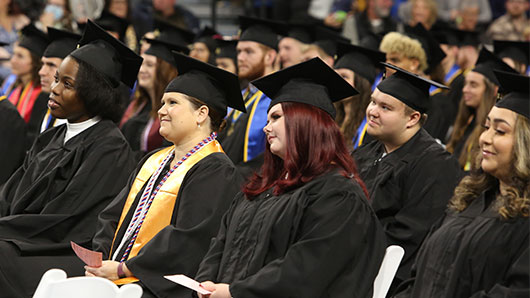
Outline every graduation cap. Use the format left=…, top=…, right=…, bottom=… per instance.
left=154, top=18, right=195, bottom=46
left=359, top=31, right=384, bottom=51
left=144, top=37, right=189, bottom=64
left=215, top=38, right=237, bottom=61
left=377, top=62, right=448, bottom=114
left=493, top=70, right=529, bottom=118
left=430, top=22, right=460, bottom=46
left=165, top=51, right=246, bottom=115
left=70, top=20, right=142, bottom=88
left=453, top=29, right=481, bottom=47
left=285, top=23, right=314, bottom=44
left=493, top=40, right=530, bottom=66
left=334, top=41, right=386, bottom=84
left=18, top=23, right=49, bottom=57
left=404, top=24, right=446, bottom=75
left=43, top=27, right=81, bottom=59
left=238, top=16, right=286, bottom=50
left=252, top=57, right=359, bottom=118
left=313, top=26, right=350, bottom=57
left=472, top=47, right=517, bottom=85
left=94, top=10, right=129, bottom=40
left=194, top=26, right=220, bottom=53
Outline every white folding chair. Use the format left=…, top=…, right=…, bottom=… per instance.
left=32, top=268, right=143, bottom=298
left=372, top=245, right=405, bottom=298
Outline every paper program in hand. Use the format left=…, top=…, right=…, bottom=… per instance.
left=70, top=241, right=102, bottom=267
left=164, top=274, right=212, bottom=295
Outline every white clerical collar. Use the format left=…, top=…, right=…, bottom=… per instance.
left=64, top=117, right=101, bottom=144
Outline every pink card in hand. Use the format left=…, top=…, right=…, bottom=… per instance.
left=70, top=241, right=102, bottom=267
left=164, top=274, right=212, bottom=295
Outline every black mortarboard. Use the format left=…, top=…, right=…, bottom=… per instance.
left=18, top=24, right=49, bottom=57
left=165, top=51, right=246, bottom=115
left=493, top=40, right=530, bottom=66
left=154, top=18, right=195, bottom=46
left=313, top=26, right=349, bottom=57
left=95, top=10, right=129, bottom=40
left=378, top=62, right=448, bottom=113
left=194, top=26, right=220, bottom=53
left=472, top=47, right=517, bottom=85
left=238, top=16, right=286, bottom=50
left=215, top=38, right=237, bottom=61
left=430, top=22, right=460, bottom=46
left=145, top=37, right=189, bottom=64
left=453, top=29, right=481, bottom=47
left=493, top=70, right=529, bottom=118
left=43, top=27, right=81, bottom=59
left=285, top=23, right=314, bottom=44
left=334, top=41, right=386, bottom=84
left=70, top=20, right=142, bottom=88
left=359, top=32, right=384, bottom=50
left=404, top=24, right=446, bottom=74
left=252, top=57, right=359, bottom=118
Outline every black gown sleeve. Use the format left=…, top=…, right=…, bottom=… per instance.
left=386, top=153, right=460, bottom=281
left=195, top=195, right=242, bottom=282
left=0, top=100, right=27, bottom=186
left=469, top=245, right=530, bottom=298
left=124, top=155, right=243, bottom=298
left=0, top=130, right=135, bottom=253
left=229, top=187, right=386, bottom=298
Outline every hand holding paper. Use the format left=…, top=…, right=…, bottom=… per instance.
left=70, top=241, right=102, bottom=267
left=164, top=274, right=212, bottom=295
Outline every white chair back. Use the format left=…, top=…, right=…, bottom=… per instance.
left=372, top=245, right=405, bottom=298
left=33, top=268, right=143, bottom=298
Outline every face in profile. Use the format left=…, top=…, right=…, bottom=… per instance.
left=10, top=45, right=33, bottom=77
left=237, top=40, right=267, bottom=81
left=366, top=88, right=410, bottom=141
left=138, top=53, right=157, bottom=90
left=278, top=37, right=304, bottom=69
left=263, top=103, right=287, bottom=159
left=158, top=92, right=200, bottom=144
left=385, top=52, right=419, bottom=74
left=39, top=56, right=63, bottom=93
left=48, top=56, right=90, bottom=123
left=462, top=71, right=486, bottom=109
left=479, top=106, right=516, bottom=182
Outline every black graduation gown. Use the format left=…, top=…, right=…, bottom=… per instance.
left=0, top=99, right=27, bottom=186
left=26, top=92, right=50, bottom=143
left=0, top=119, right=136, bottom=298
left=93, top=152, right=243, bottom=298
left=394, top=188, right=529, bottom=298
left=120, top=102, right=169, bottom=163
left=352, top=128, right=462, bottom=286
left=424, top=72, right=466, bottom=143
left=196, top=170, right=387, bottom=298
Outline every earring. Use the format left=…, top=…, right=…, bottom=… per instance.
left=198, top=123, right=201, bottom=128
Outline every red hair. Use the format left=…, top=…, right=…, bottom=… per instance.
left=243, top=102, right=368, bottom=199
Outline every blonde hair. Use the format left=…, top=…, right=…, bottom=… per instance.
left=449, top=115, right=530, bottom=219
left=380, top=32, right=428, bottom=72
left=301, top=43, right=332, bottom=60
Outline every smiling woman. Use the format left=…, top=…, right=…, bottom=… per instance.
left=0, top=20, right=140, bottom=298
left=393, top=71, right=530, bottom=298
left=88, top=52, right=246, bottom=298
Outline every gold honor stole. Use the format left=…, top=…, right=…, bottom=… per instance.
left=111, top=140, right=224, bottom=285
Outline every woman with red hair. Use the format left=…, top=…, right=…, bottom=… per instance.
left=195, top=58, right=387, bottom=298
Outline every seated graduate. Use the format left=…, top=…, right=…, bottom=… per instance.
left=393, top=70, right=530, bottom=298
left=86, top=52, right=246, bottom=298
left=0, top=20, right=140, bottom=298
left=352, top=63, right=463, bottom=290
left=195, top=58, right=387, bottom=298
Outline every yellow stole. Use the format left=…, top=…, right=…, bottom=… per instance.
left=111, top=140, right=224, bottom=285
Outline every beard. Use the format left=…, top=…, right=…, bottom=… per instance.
left=238, top=58, right=267, bottom=81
